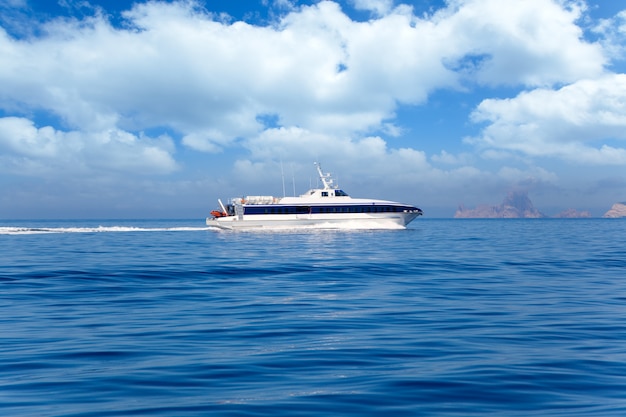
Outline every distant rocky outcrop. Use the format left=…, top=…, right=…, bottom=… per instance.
left=455, top=191, right=546, bottom=218
left=603, top=202, right=626, bottom=218
left=555, top=209, right=592, bottom=218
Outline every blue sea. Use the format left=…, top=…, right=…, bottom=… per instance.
left=1, top=219, right=625, bottom=416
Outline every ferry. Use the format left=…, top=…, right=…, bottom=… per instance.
left=206, top=163, right=423, bottom=230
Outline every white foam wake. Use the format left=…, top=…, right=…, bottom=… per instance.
left=0, top=226, right=212, bottom=235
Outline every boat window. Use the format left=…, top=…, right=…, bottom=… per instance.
left=335, top=190, right=348, bottom=196
left=322, top=191, right=328, bottom=197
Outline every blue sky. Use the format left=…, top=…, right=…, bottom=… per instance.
left=1, top=0, right=625, bottom=218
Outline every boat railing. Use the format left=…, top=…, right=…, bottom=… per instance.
left=233, top=196, right=278, bottom=205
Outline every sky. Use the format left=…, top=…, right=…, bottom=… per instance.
left=1, top=0, right=625, bottom=218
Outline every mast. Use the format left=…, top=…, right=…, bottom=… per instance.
left=314, top=162, right=336, bottom=190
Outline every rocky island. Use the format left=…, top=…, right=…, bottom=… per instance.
left=455, top=191, right=594, bottom=219
left=455, top=191, right=626, bottom=219
left=554, top=208, right=592, bottom=218
left=603, top=202, right=626, bottom=218
left=455, top=191, right=545, bottom=218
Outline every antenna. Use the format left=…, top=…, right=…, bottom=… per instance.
left=291, top=164, right=296, bottom=196
left=280, top=160, right=286, bottom=197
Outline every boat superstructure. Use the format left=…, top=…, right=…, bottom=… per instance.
left=206, top=163, right=422, bottom=230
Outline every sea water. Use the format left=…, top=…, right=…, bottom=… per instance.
left=1, top=219, right=625, bottom=416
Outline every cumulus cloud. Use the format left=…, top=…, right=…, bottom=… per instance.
left=468, top=74, right=626, bottom=164
left=593, top=9, right=626, bottom=61
left=232, top=124, right=446, bottom=196
left=431, top=150, right=473, bottom=165
left=0, top=1, right=604, bottom=143
left=0, top=117, right=177, bottom=176
left=246, top=126, right=399, bottom=163
left=435, top=0, right=604, bottom=86
left=0, top=0, right=622, bottom=215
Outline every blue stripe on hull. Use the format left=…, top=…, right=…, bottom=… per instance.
left=243, top=204, right=420, bottom=215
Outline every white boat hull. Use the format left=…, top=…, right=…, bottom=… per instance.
left=206, top=212, right=420, bottom=230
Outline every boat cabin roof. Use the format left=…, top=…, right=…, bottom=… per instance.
left=304, top=188, right=349, bottom=198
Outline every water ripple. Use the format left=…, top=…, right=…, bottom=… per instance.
left=1, top=219, right=625, bottom=416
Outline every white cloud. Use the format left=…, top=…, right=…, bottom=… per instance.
left=0, top=0, right=622, bottom=216
left=0, top=117, right=177, bottom=175
left=435, top=0, right=604, bottom=86
left=234, top=125, right=439, bottom=192
left=181, top=131, right=230, bottom=153
left=468, top=74, right=626, bottom=164
left=497, top=165, right=559, bottom=185
left=0, top=0, right=604, bottom=147
left=593, top=10, right=626, bottom=62
left=431, top=150, right=473, bottom=165
left=245, top=126, right=393, bottom=162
